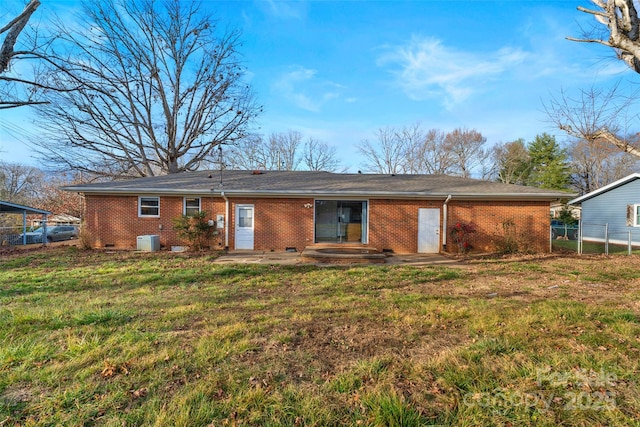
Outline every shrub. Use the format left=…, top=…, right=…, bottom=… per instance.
left=450, top=222, right=476, bottom=254
left=172, top=212, right=218, bottom=251
left=494, top=218, right=530, bottom=254
left=78, top=224, right=93, bottom=250
left=556, top=204, right=577, bottom=225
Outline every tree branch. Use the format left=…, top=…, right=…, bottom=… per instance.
left=0, top=0, right=41, bottom=73
left=0, top=0, right=40, bottom=34
left=0, top=100, right=48, bottom=109
left=570, top=0, right=640, bottom=73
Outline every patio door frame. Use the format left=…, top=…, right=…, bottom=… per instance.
left=314, top=199, right=368, bottom=244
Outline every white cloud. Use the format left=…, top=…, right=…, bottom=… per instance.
left=259, top=0, right=307, bottom=19
left=378, top=36, right=529, bottom=108
left=272, top=66, right=349, bottom=112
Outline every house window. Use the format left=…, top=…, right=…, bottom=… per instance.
left=139, top=197, right=160, bottom=217
left=635, top=204, right=640, bottom=227
left=184, top=197, right=201, bottom=216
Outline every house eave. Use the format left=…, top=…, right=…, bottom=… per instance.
left=568, top=173, right=640, bottom=205
left=63, top=187, right=571, bottom=201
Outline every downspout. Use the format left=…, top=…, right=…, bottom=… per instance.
left=442, top=195, right=452, bottom=249
left=221, top=191, right=229, bottom=250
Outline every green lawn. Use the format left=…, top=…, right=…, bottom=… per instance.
left=2, top=247, right=640, bottom=426
left=553, top=239, right=640, bottom=255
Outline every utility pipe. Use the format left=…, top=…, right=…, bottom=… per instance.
left=221, top=191, right=229, bottom=249
left=442, top=195, right=452, bottom=248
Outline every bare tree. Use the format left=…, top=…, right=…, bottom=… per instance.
left=358, top=125, right=491, bottom=177
left=224, top=134, right=267, bottom=170
left=399, top=125, right=457, bottom=174
left=30, top=172, right=84, bottom=217
left=0, top=161, right=42, bottom=204
left=443, top=128, right=489, bottom=178
left=270, top=131, right=302, bottom=171
left=545, top=84, right=640, bottom=158
left=569, top=0, right=640, bottom=73
left=493, top=139, right=531, bottom=185
left=569, top=137, right=640, bottom=194
left=29, top=0, right=259, bottom=178
left=226, top=130, right=340, bottom=171
left=397, top=123, right=424, bottom=174
left=419, top=128, right=456, bottom=174
left=357, top=127, right=406, bottom=174
left=226, top=131, right=301, bottom=171
left=300, top=137, right=341, bottom=171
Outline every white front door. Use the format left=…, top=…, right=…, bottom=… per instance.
left=418, top=208, right=440, bottom=253
left=235, top=204, right=254, bottom=250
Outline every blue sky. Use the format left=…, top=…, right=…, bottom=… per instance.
left=1, top=0, right=638, bottom=172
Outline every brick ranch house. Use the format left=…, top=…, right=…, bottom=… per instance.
left=63, top=170, right=572, bottom=254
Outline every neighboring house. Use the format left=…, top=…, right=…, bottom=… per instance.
left=550, top=201, right=581, bottom=220
left=63, top=170, right=572, bottom=254
left=31, top=213, right=81, bottom=228
left=569, top=173, right=640, bottom=247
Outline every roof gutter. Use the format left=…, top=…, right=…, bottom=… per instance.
left=64, top=187, right=573, bottom=201
left=221, top=191, right=229, bottom=250
left=442, top=195, right=452, bottom=248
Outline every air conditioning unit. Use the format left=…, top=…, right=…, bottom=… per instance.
left=137, top=235, right=160, bottom=252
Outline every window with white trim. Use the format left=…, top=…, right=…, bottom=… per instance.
left=184, top=197, right=201, bottom=216
left=635, top=204, right=640, bottom=227
left=139, top=197, right=160, bottom=217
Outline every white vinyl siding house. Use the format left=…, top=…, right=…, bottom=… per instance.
left=569, top=174, right=640, bottom=246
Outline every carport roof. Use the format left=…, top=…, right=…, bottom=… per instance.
left=0, top=200, right=51, bottom=215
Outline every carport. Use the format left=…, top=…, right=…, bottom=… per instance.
left=0, top=200, right=51, bottom=246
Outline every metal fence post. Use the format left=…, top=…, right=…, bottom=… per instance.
left=629, top=230, right=633, bottom=256
left=22, top=211, right=27, bottom=245
left=605, top=223, right=609, bottom=255
left=578, top=221, right=582, bottom=255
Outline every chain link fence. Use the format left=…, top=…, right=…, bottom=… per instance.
left=0, top=226, right=45, bottom=246
left=552, top=222, right=640, bottom=255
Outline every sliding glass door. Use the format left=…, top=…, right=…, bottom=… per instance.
left=314, top=200, right=367, bottom=243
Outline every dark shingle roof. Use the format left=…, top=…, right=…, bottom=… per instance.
left=63, top=170, right=574, bottom=200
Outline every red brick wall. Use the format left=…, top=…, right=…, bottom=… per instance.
left=448, top=200, right=550, bottom=252
left=229, top=198, right=314, bottom=252
left=368, top=199, right=444, bottom=253
left=83, top=195, right=551, bottom=253
left=84, top=195, right=226, bottom=249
